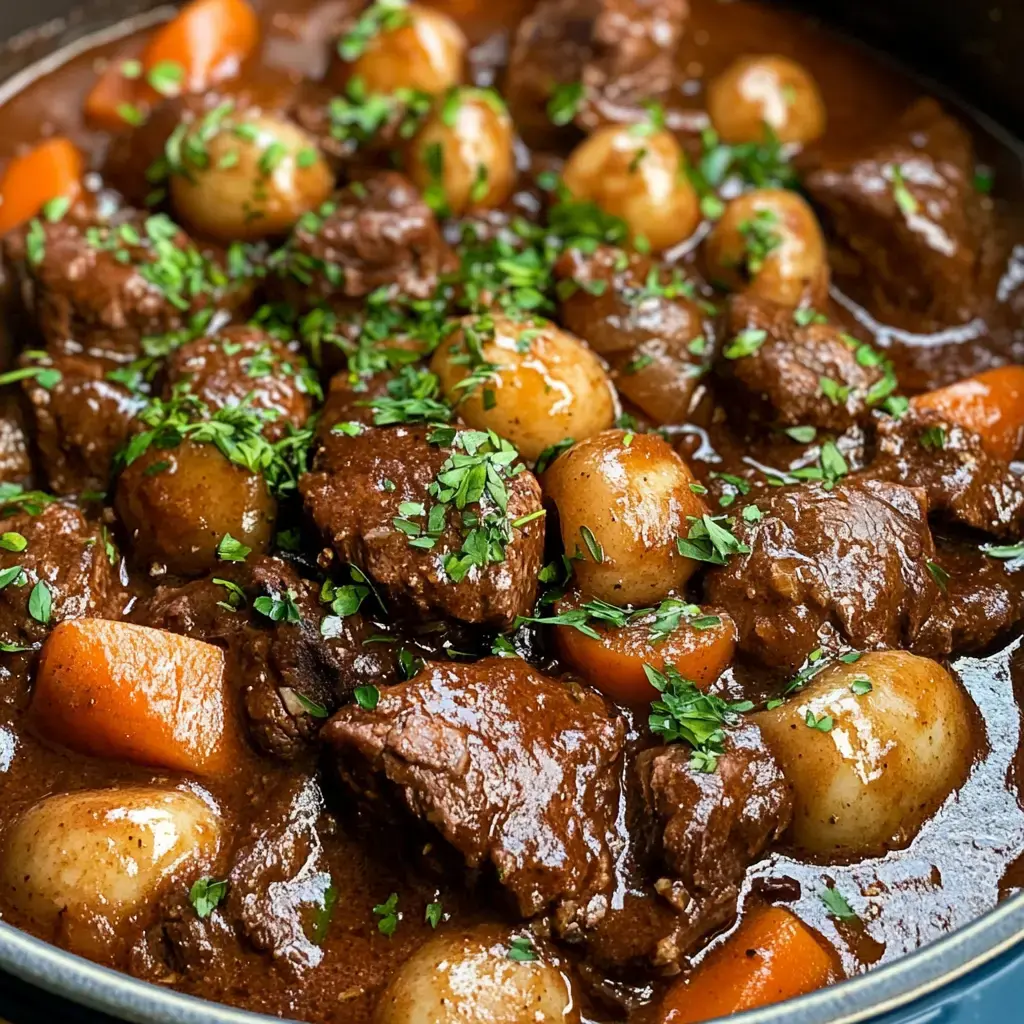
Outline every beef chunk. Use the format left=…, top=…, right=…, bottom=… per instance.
left=324, top=659, right=625, bottom=929
left=0, top=398, right=33, bottom=486
left=716, top=294, right=887, bottom=432
left=705, top=479, right=941, bottom=671
left=555, top=246, right=709, bottom=425
left=4, top=212, right=247, bottom=363
left=802, top=99, right=985, bottom=327
left=135, top=556, right=396, bottom=760
left=0, top=500, right=124, bottom=658
left=506, top=0, right=688, bottom=142
left=272, top=174, right=451, bottom=308
left=22, top=353, right=143, bottom=496
left=871, top=407, right=1024, bottom=538
left=300, top=425, right=544, bottom=628
left=163, top=326, right=316, bottom=442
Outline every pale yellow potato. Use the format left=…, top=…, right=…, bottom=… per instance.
left=753, top=651, right=974, bottom=857
left=708, top=54, right=826, bottom=145
left=431, top=316, right=617, bottom=461
left=0, top=786, right=221, bottom=957
left=170, top=113, right=334, bottom=242
left=341, top=3, right=466, bottom=96
left=561, top=127, right=701, bottom=252
left=407, top=89, right=515, bottom=215
left=374, top=924, right=580, bottom=1024
left=541, top=430, right=709, bottom=606
left=703, top=188, right=829, bottom=307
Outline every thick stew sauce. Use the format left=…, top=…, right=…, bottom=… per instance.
left=0, top=0, right=1020, bottom=1021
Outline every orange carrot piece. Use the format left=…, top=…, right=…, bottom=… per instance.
left=555, top=599, right=736, bottom=706
left=912, top=365, right=1024, bottom=462
left=84, top=0, right=258, bottom=130
left=658, top=906, right=840, bottom=1024
left=0, top=138, right=82, bottom=235
left=32, top=618, right=237, bottom=776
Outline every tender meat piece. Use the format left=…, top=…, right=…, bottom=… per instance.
left=0, top=500, right=124, bottom=656
left=300, top=425, right=545, bottom=629
left=23, top=353, right=143, bottom=496
left=871, top=407, right=1024, bottom=538
left=0, top=398, right=33, bottom=486
left=555, top=246, right=709, bottom=425
left=716, top=294, right=886, bottom=432
left=802, top=99, right=986, bottom=327
left=273, top=174, right=451, bottom=308
left=506, top=0, right=688, bottom=141
left=4, top=213, right=248, bottom=363
left=135, top=556, right=396, bottom=760
left=324, top=659, right=625, bottom=929
left=705, top=479, right=942, bottom=671
left=163, top=326, right=316, bottom=441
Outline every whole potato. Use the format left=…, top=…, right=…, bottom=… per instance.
left=703, top=188, right=829, bottom=307
left=431, top=316, right=617, bottom=461
left=333, top=3, right=466, bottom=96
left=561, top=126, right=701, bottom=252
left=542, top=430, right=709, bottom=606
left=170, top=112, right=334, bottom=242
left=0, top=787, right=221, bottom=958
left=115, top=440, right=276, bottom=577
left=374, top=924, right=579, bottom=1024
left=752, top=651, right=974, bottom=856
left=406, top=88, right=515, bottom=215
left=707, top=54, right=826, bottom=145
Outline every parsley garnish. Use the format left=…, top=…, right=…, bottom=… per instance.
left=253, top=588, right=303, bottom=624
left=723, top=329, right=767, bottom=360
left=821, top=884, right=858, bottom=921
left=216, top=534, right=251, bottom=563
left=354, top=684, right=380, bottom=710
left=425, top=901, right=443, bottom=928
left=189, top=877, right=227, bottom=919
left=28, top=580, right=51, bottom=625
left=507, top=935, right=538, bottom=962
left=805, top=710, right=834, bottom=732
left=676, top=514, right=750, bottom=565
left=0, top=533, right=27, bottom=553
left=926, top=560, right=950, bottom=592
left=373, top=892, right=400, bottom=936
left=547, top=81, right=584, bottom=126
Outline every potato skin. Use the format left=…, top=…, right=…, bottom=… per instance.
left=708, top=54, right=826, bottom=145
left=542, top=430, right=709, bottom=605
left=0, top=787, right=220, bottom=958
left=704, top=189, right=829, bottom=307
left=407, top=89, right=515, bottom=215
left=561, top=127, right=701, bottom=252
left=170, top=113, right=334, bottom=242
left=115, top=441, right=276, bottom=577
left=374, top=924, right=579, bottom=1024
left=431, top=316, right=617, bottom=461
left=752, top=651, right=974, bottom=856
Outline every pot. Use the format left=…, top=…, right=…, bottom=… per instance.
left=0, top=3, right=1021, bottom=1022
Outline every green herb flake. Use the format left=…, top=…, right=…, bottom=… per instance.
left=216, top=533, right=251, bottom=563
left=507, top=935, right=538, bottom=962
left=821, top=884, right=858, bottom=922
left=354, top=684, right=380, bottom=710
left=0, top=532, right=27, bottom=553
left=373, top=892, right=400, bottom=937
left=28, top=579, right=51, bottom=625
left=189, top=877, right=228, bottom=919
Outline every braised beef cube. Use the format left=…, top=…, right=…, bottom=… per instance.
left=272, top=174, right=452, bottom=308
left=300, top=424, right=544, bottom=629
left=506, top=0, right=688, bottom=143
left=803, top=99, right=986, bottom=327
left=556, top=246, right=710, bottom=425
left=0, top=500, right=124, bottom=662
left=135, top=556, right=396, bottom=760
left=716, top=294, right=887, bottom=432
left=0, top=397, right=33, bottom=487
left=324, top=658, right=625, bottom=930
left=23, top=353, right=143, bottom=496
left=705, top=479, right=942, bottom=671
left=871, top=407, right=1024, bottom=538
left=4, top=212, right=249, bottom=363
left=163, top=326, right=317, bottom=442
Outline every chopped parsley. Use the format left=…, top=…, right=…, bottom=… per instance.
left=507, top=935, right=538, bottom=962
left=425, top=901, right=443, bottom=928
left=919, top=425, right=946, bottom=451
left=805, top=710, right=834, bottom=733
left=27, top=580, right=51, bottom=625
left=189, top=877, right=227, bottom=919
left=0, top=533, right=27, bottom=553
left=354, top=684, right=380, bottom=710
left=338, top=0, right=409, bottom=61
left=738, top=208, right=782, bottom=276
left=723, top=329, right=767, bottom=360
left=547, top=81, right=585, bottom=126
left=850, top=677, right=873, bottom=696
left=889, top=164, right=919, bottom=217
left=253, top=588, right=303, bottom=624
left=821, top=884, right=858, bottom=921
left=216, top=534, right=251, bottom=563
left=292, top=691, right=329, bottom=719
left=926, top=560, right=950, bottom=592
left=676, top=514, right=751, bottom=565
left=373, top=892, right=400, bottom=936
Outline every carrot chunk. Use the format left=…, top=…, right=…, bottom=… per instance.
left=0, top=138, right=82, bottom=235
left=32, top=618, right=237, bottom=776
left=913, top=365, right=1024, bottom=462
left=658, top=905, right=840, bottom=1023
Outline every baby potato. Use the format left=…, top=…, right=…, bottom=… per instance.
left=170, top=112, right=334, bottom=242
left=753, top=651, right=974, bottom=857
left=708, top=54, right=826, bottom=145
left=430, top=316, right=617, bottom=461
left=407, top=88, right=515, bottom=215
left=0, top=787, right=221, bottom=958
left=561, top=127, right=701, bottom=252
left=115, top=440, right=276, bottom=577
left=336, top=3, right=466, bottom=96
left=542, top=431, right=709, bottom=606
left=704, top=188, right=829, bottom=307
left=375, top=924, right=579, bottom=1024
